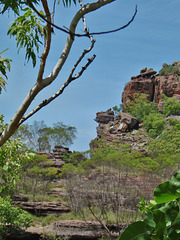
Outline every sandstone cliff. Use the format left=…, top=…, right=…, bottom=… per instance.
left=90, top=61, right=180, bottom=153
left=122, top=63, right=180, bottom=111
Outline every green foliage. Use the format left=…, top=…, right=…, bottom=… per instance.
left=149, top=130, right=180, bottom=157
left=116, top=93, right=179, bottom=138
left=27, top=166, right=59, bottom=179
left=0, top=0, right=39, bottom=15
left=60, top=163, right=77, bottom=177
left=163, top=96, right=180, bottom=117
left=14, top=120, right=77, bottom=151
left=7, top=7, right=46, bottom=67
left=123, top=93, right=159, bottom=120
left=1, top=0, right=77, bottom=70
left=0, top=196, right=32, bottom=236
left=118, top=171, right=180, bottom=240
left=67, top=151, right=86, bottom=165
left=159, top=64, right=180, bottom=76
left=0, top=116, right=33, bottom=236
left=40, top=233, right=63, bottom=240
left=0, top=0, right=76, bottom=15
left=60, top=157, right=95, bottom=177
left=112, top=104, right=124, bottom=116
left=148, top=129, right=180, bottom=177
left=143, top=113, right=166, bottom=138
left=169, top=118, right=180, bottom=131
left=90, top=140, right=164, bottom=174
left=23, top=154, right=58, bottom=179
left=0, top=49, right=12, bottom=93
left=15, top=153, right=58, bottom=202
left=0, top=116, right=35, bottom=194
left=46, top=122, right=77, bottom=149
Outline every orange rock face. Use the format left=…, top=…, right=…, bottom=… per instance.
left=122, top=68, right=180, bottom=107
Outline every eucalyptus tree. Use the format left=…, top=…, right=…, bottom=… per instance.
left=0, top=0, right=137, bottom=147
left=13, top=120, right=77, bottom=151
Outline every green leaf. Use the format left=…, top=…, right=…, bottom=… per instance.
left=153, top=209, right=166, bottom=238
left=118, top=221, right=151, bottom=240
left=171, top=171, right=180, bottom=188
left=168, top=212, right=180, bottom=240
left=3, top=165, right=8, bottom=171
left=154, top=180, right=180, bottom=204
left=7, top=7, right=46, bottom=67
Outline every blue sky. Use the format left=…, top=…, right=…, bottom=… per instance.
left=1, top=0, right=180, bottom=151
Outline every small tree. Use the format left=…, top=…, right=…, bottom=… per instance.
left=0, top=115, right=32, bottom=238
left=13, top=120, right=77, bottom=151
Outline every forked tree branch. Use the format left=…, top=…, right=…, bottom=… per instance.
left=0, top=0, right=133, bottom=147
left=19, top=53, right=96, bottom=124
left=18, top=0, right=96, bottom=124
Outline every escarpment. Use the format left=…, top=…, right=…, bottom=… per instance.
left=122, top=63, right=180, bottom=110
left=90, top=61, right=180, bottom=154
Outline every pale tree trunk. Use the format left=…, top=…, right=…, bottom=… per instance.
left=0, top=0, right=115, bottom=147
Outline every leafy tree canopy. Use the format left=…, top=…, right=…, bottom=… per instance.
left=13, top=120, right=77, bottom=151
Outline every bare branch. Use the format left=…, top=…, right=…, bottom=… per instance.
left=19, top=54, right=96, bottom=124
left=88, top=5, right=137, bottom=35
left=28, top=0, right=137, bottom=37
left=88, top=204, right=113, bottom=239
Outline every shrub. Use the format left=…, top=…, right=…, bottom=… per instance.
left=143, top=113, right=166, bottom=138
left=60, top=163, right=77, bottom=177
left=148, top=130, right=180, bottom=157
left=159, top=64, right=180, bottom=76
left=123, top=93, right=158, bottom=120
left=0, top=196, right=32, bottom=237
left=169, top=118, right=180, bottom=131
left=163, top=97, right=180, bottom=117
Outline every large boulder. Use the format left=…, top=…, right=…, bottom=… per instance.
left=95, top=109, right=114, bottom=124
left=117, top=112, right=139, bottom=132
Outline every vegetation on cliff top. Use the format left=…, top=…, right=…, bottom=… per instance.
left=159, top=64, right=180, bottom=76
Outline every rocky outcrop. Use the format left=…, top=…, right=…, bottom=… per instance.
left=21, top=220, right=125, bottom=240
left=122, top=64, right=180, bottom=110
left=122, top=75, right=155, bottom=104
left=90, top=109, right=149, bottom=155
left=154, top=75, right=180, bottom=106
left=91, top=62, right=180, bottom=154
left=95, top=109, right=114, bottom=123
left=122, top=68, right=157, bottom=104
left=117, top=112, right=139, bottom=132
left=131, top=67, right=157, bottom=79
left=37, top=145, right=72, bottom=168
left=6, top=221, right=126, bottom=240
left=12, top=201, right=70, bottom=216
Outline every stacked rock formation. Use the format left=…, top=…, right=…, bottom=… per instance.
left=90, top=109, right=149, bottom=155
left=37, top=145, right=72, bottom=168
